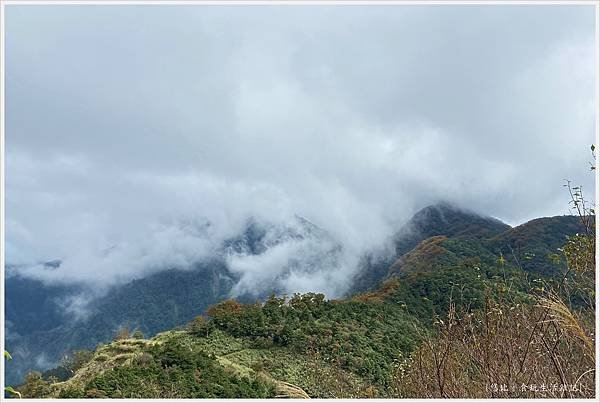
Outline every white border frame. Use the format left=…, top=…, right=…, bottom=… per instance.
left=0, top=1, right=598, bottom=401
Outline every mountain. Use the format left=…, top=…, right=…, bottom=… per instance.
left=4, top=215, right=340, bottom=385
left=5, top=272, right=78, bottom=338
left=489, top=215, right=588, bottom=276
left=16, top=201, right=592, bottom=398
left=5, top=204, right=589, bottom=393
left=393, top=202, right=511, bottom=256
left=5, top=262, right=235, bottom=386
left=379, top=214, right=585, bottom=323
left=350, top=203, right=511, bottom=293
left=350, top=204, right=586, bottom=327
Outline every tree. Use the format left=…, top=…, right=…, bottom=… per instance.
left=114, top=326, right=131, bottom=340
left=188, top=316, right=211, bottom=337
left=60, top=349, right=93, bottom=376
left=19, top=371, right=52, bottom=398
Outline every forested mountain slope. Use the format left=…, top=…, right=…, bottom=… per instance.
left=8, top=203, right=592, bottom=398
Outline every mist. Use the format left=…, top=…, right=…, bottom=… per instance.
left=5, top=5, right=596, bottom=298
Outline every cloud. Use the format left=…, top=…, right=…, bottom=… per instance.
left=226, top=219, right=357, bottom=298
left=4, top=5, right=596, bottom=296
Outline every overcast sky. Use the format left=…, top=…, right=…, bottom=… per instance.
left=5, top=5, right=597, bottom=292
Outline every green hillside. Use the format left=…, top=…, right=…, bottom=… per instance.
left=489, top=215, right=589, bottom=276
left=9, top=206, right=594, bottom=399
left=23, top=294, right=424, bottom=398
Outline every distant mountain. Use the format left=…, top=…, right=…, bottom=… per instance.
left=387, top=215, right=585, bottom=278
left=224, top=214, right=342, bottom=299
left=393, top=202, right=511, bottom=255
left=5, top=272, right=78, bottom=338
left=489, top=215, right=587, bottom=276
left=5, top=262, right=235, bottom=386
left=350, top=203, right=511, bottom=293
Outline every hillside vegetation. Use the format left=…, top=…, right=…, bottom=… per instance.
left=8, top=195, right=595, bottom=398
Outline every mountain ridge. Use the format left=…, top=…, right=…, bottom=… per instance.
left=5, top=203, right=586, bottom=388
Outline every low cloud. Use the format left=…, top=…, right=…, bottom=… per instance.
left=226, top=224, right=356, bottom=298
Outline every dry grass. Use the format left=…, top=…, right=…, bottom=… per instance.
left=395, top=296, right=595, bottom=398
left=274, top=381, right=311, bottom=399
left=538, top=296, right=594, bottom=363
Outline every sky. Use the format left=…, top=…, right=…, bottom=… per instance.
left=4, top=5, right=597, bottom=295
